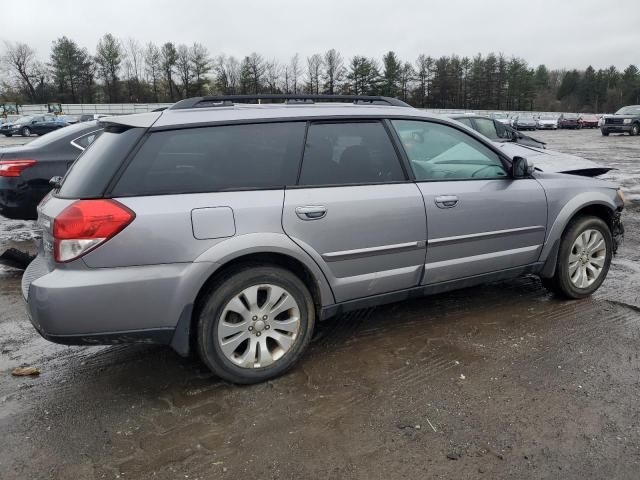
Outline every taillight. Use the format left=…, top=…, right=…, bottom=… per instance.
left=0, top=159, right=37, bottom=177
left=53, top=199, right=135, bottom=263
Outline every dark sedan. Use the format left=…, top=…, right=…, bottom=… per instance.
left=558, top=113, right=582, bottom=129
left=0, top=121, right=102, bottom=219
left=0, top=114, right=68, bottom=137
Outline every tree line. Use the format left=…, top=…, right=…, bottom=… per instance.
left=1, top=34, right=639, bottom=113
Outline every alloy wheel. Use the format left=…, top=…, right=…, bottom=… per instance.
left=217, top=284, right=301, bottom=368
left=568, top=229, right=607, bottom=288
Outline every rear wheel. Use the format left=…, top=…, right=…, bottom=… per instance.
left=197, top=265, right=315, bottom=384
left=601, top=130, right=609, bottom=136
left=630, top=123, right=639, bottom=136
left=3, top=134, right=11, bottom=137
left=544, top=216, right=613, bottom=299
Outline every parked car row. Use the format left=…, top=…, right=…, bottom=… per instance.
left=0, top=114, right=68, bottom=137
left=488, top=112, right=605, bottom=131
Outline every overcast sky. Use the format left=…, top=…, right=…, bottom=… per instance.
left=3, top=0, right=639, bottom=70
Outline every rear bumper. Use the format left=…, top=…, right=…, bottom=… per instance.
left=0, top=177, right=45, bottom=220
left=23, top=255, right=215, bottom=348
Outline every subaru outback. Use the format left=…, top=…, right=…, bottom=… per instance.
left=23, top=95, right=625, bottom=384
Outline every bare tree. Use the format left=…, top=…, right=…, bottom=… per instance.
left=160, top=42, right=178, bottom=101
left=305, top=54, right=323, bottom=94
left=123, top=38, right=143, bottom=101
left=213, top=54, right=240, bottom=94
left=289, top=53, right=301, bottom=94
left=144, top=42, right=161, bottom=102
left=265, top=59, right=282, bottom=93
left=322, top=49, right=345, bottom=94
left=2, top=41, right=46, bottom=102
left=176, top=44, right=192, bottom=97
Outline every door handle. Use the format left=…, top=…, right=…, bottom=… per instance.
left=295, top=205, right=327, bottom=220
left=434, top=195, right=459, bottom=209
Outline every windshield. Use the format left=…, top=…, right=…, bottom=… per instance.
left=564, top=114, right=578, bottom=119
left=615, top=106, right=640, bottom=115
left=27, top=122, right=99, bottom=147
left=540, top=116, right=555, bottom=120
left=492, top=113, right=508, bottom=119
left=12, top=116, right=34, bottom=125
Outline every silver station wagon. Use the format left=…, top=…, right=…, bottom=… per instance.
left=23, top=95, right=625, bottom=383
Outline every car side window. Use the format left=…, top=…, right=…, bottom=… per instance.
left=473, top=118, right=500, bottom=140
left=112, top=122, right=306, bottom=196
left=391, top=119, right=508, bottom=181
left=298, top=122, right=405, bottom=186
left=456, top=117, right=473, bottom=128
left=71, top=130, right=104, bottom=151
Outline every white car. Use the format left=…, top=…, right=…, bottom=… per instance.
left=537, top=115, right=559, bottom=130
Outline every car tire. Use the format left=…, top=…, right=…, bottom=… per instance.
left=20, top=127, right=31, bottom=137
left=3, top=134, right=11, bottom=137
left=630, top=123, right=639, bottom=136
left=197, top=265, right=316, bottom=384
left=602, top=130, right=609, bottom=136
left=545, top=216, right=613, bottom=299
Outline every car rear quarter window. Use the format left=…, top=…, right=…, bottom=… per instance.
left=112, top=122, right=306, bottom=196
left=298, top=121, right=405, bottom=186
left=57, top=128, right=146, bottom=199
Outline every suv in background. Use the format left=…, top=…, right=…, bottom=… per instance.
left=23, top=95, right=625, bottom=384
left=601, top=105, right=640, bottom=136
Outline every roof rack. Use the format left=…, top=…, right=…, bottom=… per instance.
left=169, top=94, right=411, bottom=110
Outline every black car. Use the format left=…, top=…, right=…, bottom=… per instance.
left=0, top=114, right=68, bottom=137
left=601, top=105, right=640, bottom=136
left=449, top=114, right=546, bottom=149
left=0, top=121, right=103, bottom=219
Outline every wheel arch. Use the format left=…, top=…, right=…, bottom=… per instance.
left=170, top=233, right=335, bottom=356
left=539, top=197, right=617, bottom=278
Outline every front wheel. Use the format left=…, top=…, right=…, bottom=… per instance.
left=20, top=127, right=31, bottom=137
left=601, top=130, right=609, bottom=136
left=630, top=123, right=639, bottom=136
left=544, top=216, right=613, bottom=299
left=197, top=265, right=316, bottom=384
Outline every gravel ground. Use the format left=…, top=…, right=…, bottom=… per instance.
left=0, top=129, right=639, bottom=479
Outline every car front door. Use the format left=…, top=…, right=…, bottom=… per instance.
left=282, top=121, right=427, bottom=303
left=391, top=119, right=548, bottom=285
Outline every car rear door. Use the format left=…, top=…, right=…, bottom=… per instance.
left=282, top=121, right=427, bottom=303
left=390, top=119, right=548, bottom=284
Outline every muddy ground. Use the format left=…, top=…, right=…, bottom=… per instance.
left=0, top=129, right=639, bottom=479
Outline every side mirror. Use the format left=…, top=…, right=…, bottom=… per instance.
left=512, top=156, right=535, bottom=178
left=49, top=176, right=63, bottom=189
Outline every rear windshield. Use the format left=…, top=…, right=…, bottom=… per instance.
left=112, top=122, right=305, bottom=196
left=57, top=128, right=145, bottom=198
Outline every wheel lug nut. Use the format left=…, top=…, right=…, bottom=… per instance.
left=252, top=316, right=258, bottom=320
left=256, top=331, right=261, bottom=337
left=263, top=315, right=268, bottom=320
left=265, top=324, right=270, bottom=330
left=248, top=326, right=253, bottom=331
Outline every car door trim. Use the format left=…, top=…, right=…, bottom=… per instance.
left=428, top=225, right=545, bottom=246
left=425, top=244, right=541, bottom=269
left=322, top=240, right=426, bottom=262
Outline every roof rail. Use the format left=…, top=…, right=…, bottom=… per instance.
left=169, top=94, right=411, bottom=110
